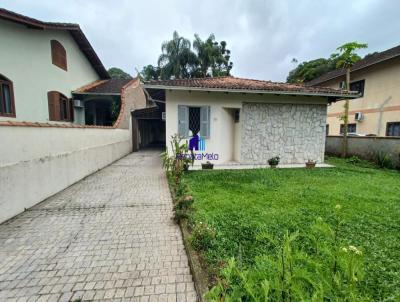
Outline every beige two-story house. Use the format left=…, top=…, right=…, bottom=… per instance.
left=307, top=45, right=400, bottom=137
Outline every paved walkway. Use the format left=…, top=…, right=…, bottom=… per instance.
left=0, top=151, right=196, bottom=302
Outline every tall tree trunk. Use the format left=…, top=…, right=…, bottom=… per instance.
left=341, top=68, right=351, bottom=158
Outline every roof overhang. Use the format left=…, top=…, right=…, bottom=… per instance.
left=72, top=92, right=121, bottom=96
left=142, top=84, right=358, bottom=99
left=307, top=46, right=400, bottom=86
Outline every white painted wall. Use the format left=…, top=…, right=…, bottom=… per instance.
left=233, top=117, right=241, bottom=162
left=0, top=126, right=132, bottom=223
left=0, top=19, right=100, bottom=123
left=166, top=90, right=242, bottom=164
left=165, top=90, right=328, bottom=164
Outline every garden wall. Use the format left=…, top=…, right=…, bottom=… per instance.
left=326, top=136, right=400, bottom=167
left=0, top=125, right=132, bottom=224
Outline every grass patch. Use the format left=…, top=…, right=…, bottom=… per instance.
left=183, top=157, right=400, bottom=300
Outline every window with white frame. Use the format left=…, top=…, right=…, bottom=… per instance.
left=178, top=105, right=210, bottom=138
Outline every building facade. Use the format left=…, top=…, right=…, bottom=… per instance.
left=308, top=45, right=400, bottom=137
left=0, top=8, right=147, bottom=127
left=0, top=9, right=109, bottom=124
left=143, top=77, right=356, bottom=165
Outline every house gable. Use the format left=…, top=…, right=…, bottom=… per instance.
left=0, top=9, right=110, bottom=123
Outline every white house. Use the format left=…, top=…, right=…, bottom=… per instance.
left=0, top=8, right=146, bottom=223
left=0, top=8, right=146, bottom=127
left=142, top=77, right=357, bottom=165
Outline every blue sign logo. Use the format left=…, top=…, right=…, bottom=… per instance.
left=175, top=132, right=218, bottom=161
left=189, top=134, right=205, bottom=151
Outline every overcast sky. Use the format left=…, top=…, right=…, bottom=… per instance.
left=2, top=0, right=399, bottom=81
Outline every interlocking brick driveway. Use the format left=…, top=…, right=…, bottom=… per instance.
left=0, top=151, right=196, bottom=302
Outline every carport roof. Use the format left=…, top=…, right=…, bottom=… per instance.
left=74, top=78, right=134, bottom=95
left=143, top=76, right=359, bottom=99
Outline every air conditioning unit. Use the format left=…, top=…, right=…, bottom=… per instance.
left=162, top=112, right=166, bottom=120
left=74, top=99, right=84, bottom=108
left=355, top=112, right=364, bottom=121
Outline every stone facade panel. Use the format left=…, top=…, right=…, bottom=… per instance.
left=241, top=102, right=327, bottom=164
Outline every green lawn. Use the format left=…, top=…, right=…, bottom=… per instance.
left=183, top=157, right=400, bottom=300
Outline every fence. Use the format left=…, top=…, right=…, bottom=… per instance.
left=0, top=125, right=132, bottom=223
left=325, top=136, right=400, bottom=167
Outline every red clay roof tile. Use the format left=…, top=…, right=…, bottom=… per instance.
left=144, top=76, right=358, bottom=97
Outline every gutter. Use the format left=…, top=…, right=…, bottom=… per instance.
left=142, top=84, right=358, bottom=99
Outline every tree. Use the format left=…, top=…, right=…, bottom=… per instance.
left=192, top=34, right=233, bottom=77
left=157, top=31, right=197, bottom=79
left=140, top=65, right=161, bottom=81
left=331, top=42, right=368, bottom=157
left=107, top=67, right=132, bottom=80
left=139, top=31, right=234, bottom=80
left=286, top=58, right=337, bottom=83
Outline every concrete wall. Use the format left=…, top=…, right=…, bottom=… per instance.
left=0, top=126, right=132, bottom=224
left=165, top=90, right=328, bottom=164
left=322, top=57, right=400, bottom=136
left=241, top=103, right=327, bottom=164
left=118, top=80, right=147, bottom=129
left=0, top=19, right=100, bottom=123
left=326, top=136, right=400, bottom=167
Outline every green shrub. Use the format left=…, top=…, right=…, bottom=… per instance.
left=268, top=156, right=280, bottom=166
left=174, top=195, right=194, bottom=223
left=190, top=222, right=216, bottom=251
left=174, top=181, right=189, bottom=199
left=161, top=134, right=193, bottom=187
left=346, top=155, right=361, bottom=165
left=176, top=195, right=194, bottom=210
left=375, top=151, right=393, bottom=169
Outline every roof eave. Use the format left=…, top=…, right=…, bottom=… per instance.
left=309, top=54, right=400, bottom=86
left=0, top=8, right=110, bottom=80
left=142, top=84, right=358, bottom=99
left=72, top=92, right=121, bottom=96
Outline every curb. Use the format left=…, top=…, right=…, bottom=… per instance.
left=179, top=220, right=209, bottom=302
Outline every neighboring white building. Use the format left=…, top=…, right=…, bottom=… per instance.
left=0, top=8, right=146, bottom=127
left=142, top=77, right=357, bottom=165
left=0, top=8, right=147, bottom=224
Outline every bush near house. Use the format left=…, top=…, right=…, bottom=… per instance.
left=183, top=157, right=400, bottom=300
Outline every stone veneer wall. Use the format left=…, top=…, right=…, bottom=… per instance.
left=241, top=102, right=327, bottom=164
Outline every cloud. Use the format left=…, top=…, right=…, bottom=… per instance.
left=1, top=0, right=399, bottom=81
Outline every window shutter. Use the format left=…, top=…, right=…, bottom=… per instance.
left=200, top=106, right=210, bottom=138
left=48, top=91, right=60, bottom=121
left=178, top=105, right=189, bottom=137
left=51, top=40, right=67, bottom=71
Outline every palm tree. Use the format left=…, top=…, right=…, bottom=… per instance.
left=193, top=34, right=218, bottom=77
left=193, top=34, right=233, bottom=77
left=332, top=42, right=367, bottom=157
left=158, top=31, right=197, bottom=79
